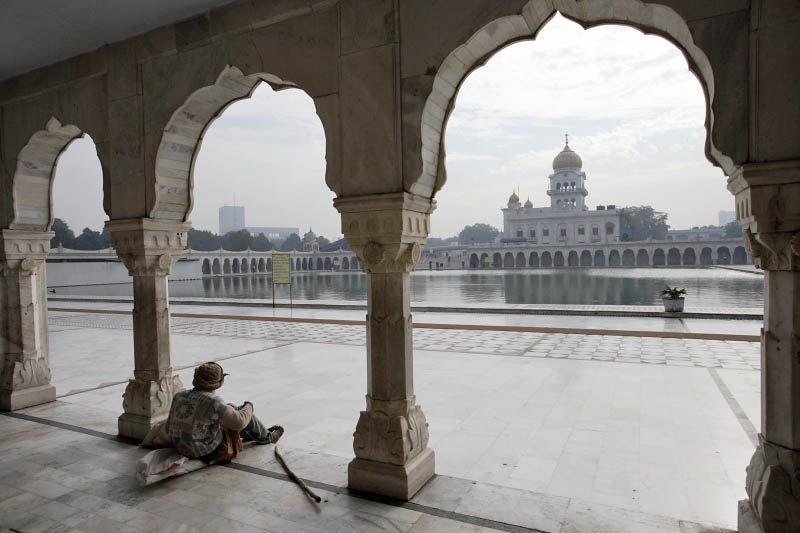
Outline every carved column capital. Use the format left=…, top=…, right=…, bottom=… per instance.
left=334, top=193, right=435, bottom=273
left=105, top=218, right=190, bottom=276
left=728, top=161, right=800, bottom=271
left=0, top=229, right=52, bottom=275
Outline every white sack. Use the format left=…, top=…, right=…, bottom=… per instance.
left=135, top=448, right=207, bottom=487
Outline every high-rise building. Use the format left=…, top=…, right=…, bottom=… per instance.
left=218, top=205, right=299, bottom=243
left=718, top=210, right=735, bottom=226
left=219, top=206, right=245, bottom=235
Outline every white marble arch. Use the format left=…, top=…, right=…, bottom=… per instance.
left=9, top=118, right=91, bottom=232
left=151, top=65, right=332, bottom=223
left=413, top=0, right=735, bottom=200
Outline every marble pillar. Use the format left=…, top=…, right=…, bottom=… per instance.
left=0, top=230, right=56, bottom=411
left=106, top=218, right=189, bottom=440
left=729, top=161, right=800, bottom=533
left=334, top=192, right=436, bottom=500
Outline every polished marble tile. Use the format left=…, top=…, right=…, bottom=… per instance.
left=4, top=307, right=761, bottom=531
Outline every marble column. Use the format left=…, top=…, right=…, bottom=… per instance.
left=729, top=161, right=800, bottom=533
left=0, top=230, right=56, bottom=411
left=106, top=218, right=189, bottom=440
left=334, top=192, right=436, bottom=500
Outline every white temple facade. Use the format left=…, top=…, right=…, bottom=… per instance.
left=302, top=228, right=321, bottom=252
left=502, top=140, right=622, bottom=246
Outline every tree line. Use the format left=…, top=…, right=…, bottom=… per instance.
left=50, top=206, right=741, bottom=252
left=51, top=218, right=110, bottom=250
left=50, top=218, right=349, bottom=252
left=186, top=229, right=349, bottom=252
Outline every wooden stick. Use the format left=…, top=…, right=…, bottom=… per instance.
left=274, top=446, right=322, bottom=503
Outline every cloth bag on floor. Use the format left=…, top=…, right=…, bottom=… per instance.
left=136, top=421, right=206, bottom=487
left=135, top=448, right=207, bottom=487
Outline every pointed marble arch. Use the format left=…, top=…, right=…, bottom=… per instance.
left=9, top=118, right=84, bottom=231
left=411, top=0, right=734, bottom=198
left=150, top=65, right=310, bottom=222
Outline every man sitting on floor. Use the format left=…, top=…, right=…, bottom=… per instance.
left=166, top=362, right=283, bottom=463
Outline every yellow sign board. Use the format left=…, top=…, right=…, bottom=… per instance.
left=272, top=254, right=291, bottom=284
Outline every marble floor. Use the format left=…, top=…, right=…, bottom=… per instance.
left=0, top=307, right=758, bottom=532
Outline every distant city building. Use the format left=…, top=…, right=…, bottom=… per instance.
left=246, top=227, right=300, bottom=244
left=502, top=140, right=622, bottom=246
left=218, top=205, right=298, bottom=244
left=219, top=206, right=245, bottom=235
left=718, top=210, right=735, bottom=226
left=666, top=226, right=726, bottom=241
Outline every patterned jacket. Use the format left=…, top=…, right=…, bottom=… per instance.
left=166, top=389, right=253, bottom=458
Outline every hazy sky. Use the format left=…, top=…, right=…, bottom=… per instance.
left=53, top=14, right=733, bottom=240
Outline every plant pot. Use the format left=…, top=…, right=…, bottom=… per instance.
left=662, top=297, right=685, bottom=312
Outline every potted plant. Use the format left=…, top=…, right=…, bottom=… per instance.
left=661, top=286, right=687, bottom=312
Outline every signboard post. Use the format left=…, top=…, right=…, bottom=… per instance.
left=271, top=254, right=292, bottom=308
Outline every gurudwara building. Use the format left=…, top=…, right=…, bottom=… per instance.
left=502, top=140, right=621, bottom=245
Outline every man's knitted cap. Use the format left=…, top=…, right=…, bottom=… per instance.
left=193, top=362, right=229, bottom=391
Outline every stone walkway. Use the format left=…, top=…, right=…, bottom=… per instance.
left=0, top=307, right=759, bottom=531
left=49, top=311, right=761, bottom=370
left=0, top=411, right=735, bottom=533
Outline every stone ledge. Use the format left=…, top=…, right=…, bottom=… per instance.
left=738, top=499, right=764, bottom=533
left=0, top=384, right=56, bottom=411
left=46, top=295, right=764, bottom=320
left=348, top=447, right=435, bottom=500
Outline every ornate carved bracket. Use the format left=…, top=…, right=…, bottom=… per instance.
left=728, top=161, right=800, bottom=272
left=334, top=193, right=435, bottom=274
left=743, top=228, right=800, bottom=271
left=354, top=241, right=423, bottom=274
left=105, top=218, right=190, bottom=277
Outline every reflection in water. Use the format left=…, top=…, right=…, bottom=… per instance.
left=56, top=268, right=763, bottom=307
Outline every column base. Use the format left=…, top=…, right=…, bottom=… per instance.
left=739, top=499, right=765, bottom=533
left=0, top=384, right=56, bottom=411
left=118, top=412, right=168, bottom=441
left=348, top=447, right=435, bottom=500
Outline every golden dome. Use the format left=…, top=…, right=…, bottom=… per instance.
left=553, top=142, right=582, bottom=171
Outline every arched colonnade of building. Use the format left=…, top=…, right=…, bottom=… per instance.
left=466, top=241, right=749, bottom=269
left=0, top=2, right=797, bottom=529
left=195, top=250, right=359, bottom=276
